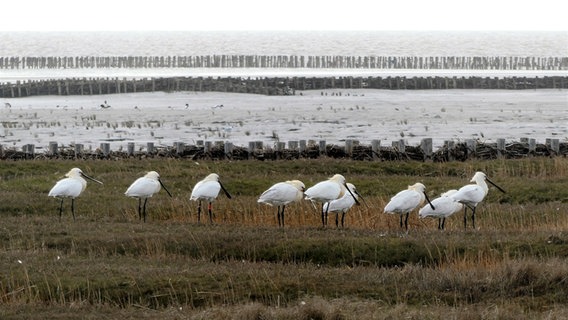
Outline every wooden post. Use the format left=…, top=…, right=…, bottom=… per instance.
left=175, top=142, right=185, bottom=155
left=248, top=141, right=256, bottom=159
left=224, top=141, right=233, bottom=158
left=319, top=140, right=327, bottom=155
left=420, top=138, right=432, bottom=160
left=100, top=143, right=110, bottom=156
left=445, top=140, right=455, bottom=161
left=49, top=141, right=58, bottom=155
left=496, top=138, right=506, bottom=158
left=528, top=138, right=536, bottom=155
left=204, top=141, right=213, bottom=153
left=371, top=139, right=380, bottom=160
left=299, top=140, right=307, bottom=153
left=466, top=139, right=476, bottom=158
left=550, top=138, right=560, bottom=154
left=345, top=139, right=353, bottom=156
left=127, top=142, right=135, bottom=156
left=74, top=144, right=83, bottom=157
left=288, top=141, right=298, bottom=151
left=24, top=144, right=35, bottom=157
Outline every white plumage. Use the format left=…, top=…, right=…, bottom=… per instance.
left=125, top=171, right=172, bottom=222
left=258, top=180, right=305, bottom=227
left=419, top=189, right=463, bottom=230
left=384, top=182, right=434, bottom=230
left=190, top=173, right=232, bottom=223
left=48, top=168, right=103, bottom=221
left=322, top=183, right=360, bottom=228
left=450, top=171, right=505, bottom=229
left=304, top=174, right=359, bottom=226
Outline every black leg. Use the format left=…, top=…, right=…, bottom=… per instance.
left=463, top=206, right=468, bottom=229
left=335, top=212, right=339, bottom=228
left=341, top=212, right=346, bottom=228
left=138, top=198, right=142, bottom=220
left=58, top=198, right=64, bottom=221
left=399, top=214, right=403, bottom=228
left=71, top=198, right=75, bottom=221
left=281, top=205, right=286, bottom=227
left=208, top=202, right=213, bottom=224
left=321, top=205, right=325, bottom=227
left=404, top=212, right=409, bottom=230
left=197, top=201, right=202, bottom=223
left=142, top=198, right=148, bottom=222
left=438, top=218, right=442, bottom=230
left=471, top=207, right=476, bottom=229
left=441, top=218, right=446, bottom=230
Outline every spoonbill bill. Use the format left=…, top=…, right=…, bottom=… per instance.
left=48, top=168, right=103, bottom=221
left=384, top=182, right=435, bottom=230
left=125, top=171, right=172, bottom=222
left=419, top=190, right=463, bottom=230
left=258, top=180, right=305, bottom=227
left=190, top=173, right=232, bottom=223
left=450, top=171, right=506, bottom=229
left=304, top=174, right=359, bottom=227
left=322, top=183, right=363, bottom=228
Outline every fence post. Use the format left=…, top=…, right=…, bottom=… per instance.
left=224, top=141, right=233, bottom=158
left=318, top=140, right=326, bottom=155
left=248, top=141, right=256, bottom=159
left=49, top=141, right=58, bottom=155
left=528, top=138, right=536, bottom=155
left=466, top=139, right=476, bottom=158
left=496, top=138, right=506, bottom=158
left=175, top=142, right=185, bottom=155
left=100, top=143, right=110, bottom=156
left=204, top=141, right=213, bottom=153
left=420, top=138, right=432, bottom=161
left=371, top=139, right=380, bottom=160
left=445, top=140, right=455, bottom=161
left=146, top=142, right=154, bottom=154
left=127, top=142, right=135, bottom=156
left=345, top=139, right=353, bottom=156
left=550, top=138, right=560, bottom=154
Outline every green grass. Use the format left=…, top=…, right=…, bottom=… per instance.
left=1, top=158, right=568, bottom=319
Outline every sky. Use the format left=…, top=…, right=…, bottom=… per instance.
left=1, top=0, right=567, bottom=32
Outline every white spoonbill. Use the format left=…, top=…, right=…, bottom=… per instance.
left=419, top=190, right=463, bottom=230
left=190, top=173, right=232, bottom=223
left=450, top=171, right=506, bottom=229
left=48, top=168, right=103, bottom=221
left=258, top=180, right=305, bottom=227
left=384, top=182, right=435, bottom=230
left=304, top=174, right=359, bottom=227
left=125, top=171, right=172, bottom=222
left=322, top=183, right=363, bottom=228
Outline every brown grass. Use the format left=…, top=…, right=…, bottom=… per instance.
left=1, top=158, right=568, bottom=319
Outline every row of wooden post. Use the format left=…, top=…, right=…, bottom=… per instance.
left=2, top=76, right=567, bottom=98
left=9, top=137, right=563, bottom=159
left=1, top=55, right=567, bottom=70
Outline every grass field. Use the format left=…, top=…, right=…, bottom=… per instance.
left=1, top=157, right=568, bottom=319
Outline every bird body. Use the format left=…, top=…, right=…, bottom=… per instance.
left=48, top=168, right=102, bottom=220
left=450, top=171, right=505, bottom=229
left=190, top=173, right=232, bottom=223
left=304, top=174, right=359, bottom=226
left=419, top=190, right=463, bottom=229
left=322, top=183, right=359, bottom=227
left=49, top=175, right=86, bottom=198
left=384, top=182, right=434, bottom=230
left=125, top=171, right=172, bottom=222
left=304, top=174, right=346, bottom=203
left=258, top=180, right=305, bottom=227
